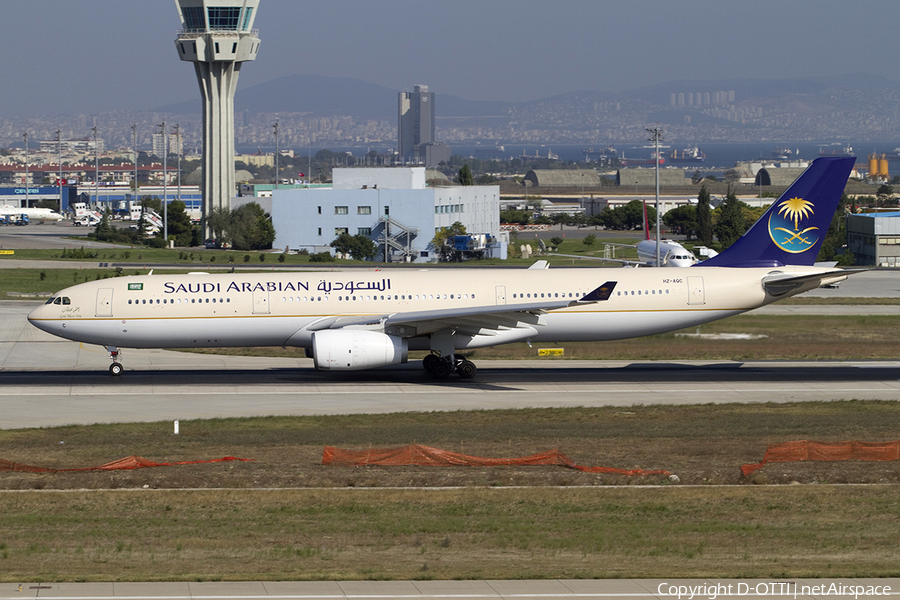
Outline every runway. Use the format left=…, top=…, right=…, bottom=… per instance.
left=2, top=579, right=898, bottom=600
left=3, top=301, right=900, bottom=429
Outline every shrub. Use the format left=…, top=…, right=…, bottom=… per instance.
left=309, top=251, right=335, bottom=263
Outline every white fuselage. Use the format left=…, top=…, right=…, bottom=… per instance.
left=0, top=207, right=64, bottom=221
left=27, top=265, right=836, bottom=353
left=637, top=239, right=698, bottom=267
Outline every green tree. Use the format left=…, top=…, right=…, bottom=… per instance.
left=431, top=221, right=468, bottom=260
left=549, top=236, right=564, bottom=248
left=817, top=193, right=853, bottom=264
left=458, top=164, right=474, bottom=186
left=696, top=185, right=713, bottom=245
left=663, top=204, right=698, bottom=239
left=165, top=199, right=194, bottom=247
left=715, top=189, right=747, bottom=249
left=92, top=210, right=115, bottom=241
left=877, top=184, right=895, bottom=208
left=230, top=202, right=275, bottom=250
left=330, top=233, right=378, bottom=261
left=583, top=234, right=596, bottom=249
left=499, top=209, right=531, bottom=225
left=206, top=206, right=232, bottom=246
left=140, top=196, right=162, bottom=213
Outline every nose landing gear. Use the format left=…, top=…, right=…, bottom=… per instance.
left=107, top=346, right=123, bottom=376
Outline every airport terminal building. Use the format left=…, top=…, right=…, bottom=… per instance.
left=269, top=167, right=501, bottom=262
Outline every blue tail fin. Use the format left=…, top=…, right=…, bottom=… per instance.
left=700, top=157, right=854, bottom=267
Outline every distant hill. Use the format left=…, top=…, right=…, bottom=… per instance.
left=154, top=74, right=513, bottom=120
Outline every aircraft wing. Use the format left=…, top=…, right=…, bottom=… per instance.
left=762, top=269, right=867, bottom=296
left=554, top=253, right=642, bottom=266
left=307, top=281, right=617, bottom=336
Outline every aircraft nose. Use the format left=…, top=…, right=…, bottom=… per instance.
left=27, top=303, right=53, bottom=332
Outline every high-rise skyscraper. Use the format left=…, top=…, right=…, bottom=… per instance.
left=398, top=85, right=433, bottom=163
left=398, top=85, right=450, bottom=168
left=174, top=0, right=260, bottom=234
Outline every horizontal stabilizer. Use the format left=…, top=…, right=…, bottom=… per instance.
left=762, top=269, right=866, bottom=296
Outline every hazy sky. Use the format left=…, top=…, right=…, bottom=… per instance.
left=3, top=0, right=898, bottom=118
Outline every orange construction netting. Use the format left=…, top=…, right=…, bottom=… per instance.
left=0, top=455, right=252, bottom=473
left=741, top=440, right=900, bottom=476
left=322, top=444, right=670, bottom=477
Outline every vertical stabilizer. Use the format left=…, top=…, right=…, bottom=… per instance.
left=700, top=157, right=854, bottom=267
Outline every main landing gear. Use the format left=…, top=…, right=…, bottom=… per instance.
left=422, top=353, right=477, bottom=380
left=107, top=346, right=123, bottom=376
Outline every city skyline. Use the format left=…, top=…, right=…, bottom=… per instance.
left=2, top=0, right=899, bottom=120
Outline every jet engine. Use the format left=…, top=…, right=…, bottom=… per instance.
left=312, top=329, right=408, bottom=371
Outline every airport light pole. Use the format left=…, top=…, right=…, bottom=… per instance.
left=92, top=126, right=99, bottom=209
left=646, top=126, right=664, bottom=267
left=22, top=133, right=28, bottom=208
left=132, top=124, right=139, bottom=212
left=56, top=130, right=63, bottom=211
left=159, top=121, right=168, bottom=242
left=174, top=124, right=181, bottom=204
left=273, top=120, right=279, bottom=190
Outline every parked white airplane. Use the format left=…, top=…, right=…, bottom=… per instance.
left=635, top=238, right=702, bottom=267
left=0, top=206, right=64, bottom=221
left=28, top=158, right=859, bottom=379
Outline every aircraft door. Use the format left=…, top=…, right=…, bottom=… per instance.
left=253, top=289, right=270, bottom=314
left=495, top=285, right=506, bottom=305
left=96, top=288, right=114, bottom=317
left=687, top=276, right=705, bottom=305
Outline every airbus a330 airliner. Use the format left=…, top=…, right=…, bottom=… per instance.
left=28, top=157, right=859, bottom=379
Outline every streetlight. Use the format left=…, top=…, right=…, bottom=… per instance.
left=22, top=132, right=28, bottom=208
left=646, top=126, right=664, bottom=267
left=273, top=120, right=279, bottom=190
left=131, top=124, right=138, bottom=215
left=159, top=121, right=168, bottom=242
left=173, top=124, right=181, bottom=205
left=56, top=130, right=62, bottom=212
left=92, top=126, right=99, bottom=209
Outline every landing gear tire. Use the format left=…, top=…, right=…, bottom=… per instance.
left=423, top=353, right=441, bottom=374
left=456, top=360, right=477, bottom=379
left=109, top=363, right=123, bottom=376
left=431, top=360, right=452, bottom=380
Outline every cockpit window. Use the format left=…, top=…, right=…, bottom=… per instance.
left=53, top=297, right=62, bottom=305
left=45, top=297, right=56, bottom=305
left=63, top=297, right=71, bottom=305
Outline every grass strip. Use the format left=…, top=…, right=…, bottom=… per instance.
left=1, top=486, right=899, bottom=581
left=3, top=402, right=900, bottom=581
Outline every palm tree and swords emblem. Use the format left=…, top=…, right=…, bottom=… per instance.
left=769, top=196, right=818, bottom=253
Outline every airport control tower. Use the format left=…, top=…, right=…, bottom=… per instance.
left=174, top=0, right=260, bottom=234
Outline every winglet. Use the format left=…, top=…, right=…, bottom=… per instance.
left=578, top=281, right=617, bottom=303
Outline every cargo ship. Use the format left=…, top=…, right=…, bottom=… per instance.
left=665, top=147, right=706, bottom=164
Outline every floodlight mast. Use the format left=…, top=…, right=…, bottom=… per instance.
left=646, top=126, right=664, bottom=266
left=173, top=0, right=260, bottom=239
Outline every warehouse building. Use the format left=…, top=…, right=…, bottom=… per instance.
left=847, top=212, right=900, bottom=267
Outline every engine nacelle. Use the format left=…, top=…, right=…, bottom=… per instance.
left=312, top=329, right=408, bottom=371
